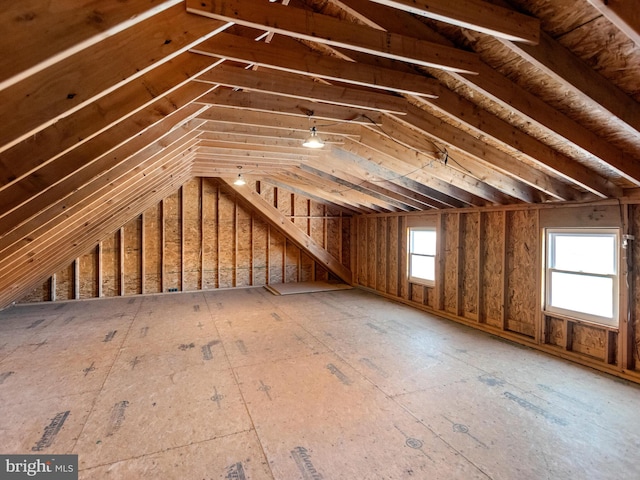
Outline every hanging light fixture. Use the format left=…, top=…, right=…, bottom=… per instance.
left=233, top=166, right=246, bottom=186
left=302, top=126, right=325, bottom=149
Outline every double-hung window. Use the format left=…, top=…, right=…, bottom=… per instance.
left=544, top=228, right=619, bottom=327
left=408, top=227, right=436, bottom=285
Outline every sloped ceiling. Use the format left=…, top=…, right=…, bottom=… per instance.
left=1, top=0, right=639, bottom=309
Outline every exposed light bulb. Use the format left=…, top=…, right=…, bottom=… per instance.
left=302, top=126, right=325, bottom=149
left=234, top=173, right=246, bottom=186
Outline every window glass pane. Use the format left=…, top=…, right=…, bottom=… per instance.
left=549, top=271, right=613, bottom=318
left=411, top=254, right=435, bottom=281
left=411, top=230, right=436, bottom=256
left=551, top=234, right=615, bottom=274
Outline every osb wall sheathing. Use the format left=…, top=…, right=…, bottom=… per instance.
left=19, top=178, right=350, bottom=303
left=354, top=202, right=640, bottom=383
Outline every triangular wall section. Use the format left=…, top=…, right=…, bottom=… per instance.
left=19, top=178, right=352, bottom=303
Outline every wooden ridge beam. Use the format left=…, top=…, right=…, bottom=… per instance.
left=187, top=0, right=480, bottom=73
left=197, top=121, right=358, bottom=140
left=220, top=178, right=353, bottom=284
left=196, top=63, right=407, bottom=114
left=368, top=0, right=540, bottom=44
left=190, top=32, right=441, bottom=97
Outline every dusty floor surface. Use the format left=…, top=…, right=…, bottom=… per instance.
left=1, top=287, right=639, bottom=479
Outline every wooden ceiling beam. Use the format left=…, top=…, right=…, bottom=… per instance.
left=497, top=31, right=640, bottom=138
left=196, top=87, right=383, bottom=125
left=0, top=4, right=230, bottom=154
left=196, top=63, right=407, bottom=114
left=0, top=0, right=183, bottom=91
left=456, top=63, right=640, bottom=186
left=394, top=107, right=579, bottom=201
left=317, top=152, right=454, bottom=209
left=422, top=89, right=622, bottom=199
left=262, top=177, right=365, bottom=215
left=0, top=52, right=222, bottom=190
left=298, top=164, right=414, bottom=212
left=0, top=83, right=211, bottom=224
left=0, top=120, right=202, bottom=257
left=187, top=0, right=480, bottom=73
left=196, top=110, right=361, bottom=136
left=355, top=129, right=515, bottom=205
left=196, top=133, right=342, bottom=150
left=368, top=0, right=540, bottom=44
left=585, top=0, right=640, bottom=46
left=300, top=162, right=424, bottom=211
left=337, top=0, right=640, bottom=189
left=334, top=142, right=484, bottom=207
left=190, top=32, right=441, bottom=97
left=196, top=146, right=318, bottom=163
left=287, top=168, right=400, bottom=213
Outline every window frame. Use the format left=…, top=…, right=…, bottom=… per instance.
left=543, top=227, right=620, bottom=328
left=407, top=226, right=437, bottom=286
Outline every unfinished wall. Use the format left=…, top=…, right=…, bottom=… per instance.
left=19, top=178, right=350, bottom=303
left=354, top=202, right=640, bottom=383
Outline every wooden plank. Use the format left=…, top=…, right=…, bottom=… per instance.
left=196, top=88, right=382, bottom=125
left=501, top=211, right=508, bottom=330
left=0, top=85, right=211, bottom=229
left=0, top=5, right=230, bottom=153
left=0, top=0, right=183, bottom=90
left=424, top=89, right=621, bottom=198
left=497, top=31, right=640, bottom=137
left=222, top=179, right=353, bottom=284
left=196, top=64, right=408, bottom=114
left=187, top=0, right=480, bottom=73
left=97, top=243, right=103, bottom=298
left=586, top=0, right=640, bottom=46
left=369, top=0, right=539, bottom=44
left=0, top=123, right=204, bottom=263
left=477, top=212, right=485, bottom=323
left=119, top=228, right=125, bottom=297
left=191, top=33, right=441, bottom=97
left=397, top=107, right=577, bottom=202
left=453, top=63, right=640, bottom=186
left=0, top=53, right=221, bottom=190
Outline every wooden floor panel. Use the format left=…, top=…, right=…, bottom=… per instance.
left=0, top=288, right=639, bottom=479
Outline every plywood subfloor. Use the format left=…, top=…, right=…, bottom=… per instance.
left=1, top=288, right=639, bottom=479
left=264, top=281, right=353, bottom=295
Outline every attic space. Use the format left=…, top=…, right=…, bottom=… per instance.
left=1, top=0, right=640, bottom=478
